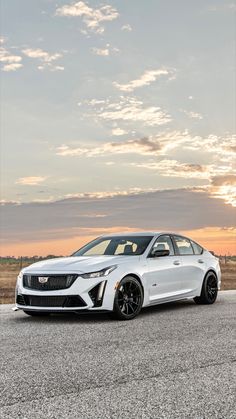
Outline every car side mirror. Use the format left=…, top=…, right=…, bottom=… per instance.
left=150, top=249, right=170, bottom=258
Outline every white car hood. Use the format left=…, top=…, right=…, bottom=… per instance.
left=24, top=255, right=140, bottom=274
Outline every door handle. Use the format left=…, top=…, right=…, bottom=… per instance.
left=198, top=259, right=204, bottom=264
left=173, top=260, right=180, bottom=265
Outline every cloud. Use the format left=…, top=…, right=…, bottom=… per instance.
left=210, top=175, right=236, bottom=206
left=0, top=45, right=23, bottom=72
left=56, top=131, right=236, bottom=167
left=111, top=128, right=128, bottom=136
left=56, top=130, right=235, bottom=205
left=0, top=199, right=20, bottom=206
left=91, top=44, right=119, bottom=56
left=56, top=1, right=119, bottom=34
left=91, top=47, right=109, bottom=56
left=0, top=52, right=22, bottom=63
left=15, top=176, right=47, bottom=186
left=22, top=48, right=61, bottom=62
left=22, top=48, right=64, bottom=71
left=131, top=159, right=234, bottom=182
left=1, top=188, right=235, bottom=244
left=0, top=42, right=64, bottom=72
left=113, top=69, right=171, bottom=92
left=179, top=132, right=236, bottom=163
left=211, top=175, right=236, bottom=187
left=121, top=24, right=132, bottom=32
left=131, top=160, right=213, bottom=179
left=183, top=110, right=203, bottom=120
left=56, top=137, right=164, bottom=157
left=2, top=63, right=23, bottom=72
left=92, top=96, right=171, bottom=127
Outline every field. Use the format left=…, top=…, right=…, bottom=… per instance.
left=0, top=260, right=235, bottom=304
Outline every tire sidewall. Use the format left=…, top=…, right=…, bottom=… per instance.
left=113, top=276, right=144, bottom=320
left=202, top=272, right=218, bottom=304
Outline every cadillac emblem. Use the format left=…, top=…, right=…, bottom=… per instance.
left=38, top=276, right=49, bottom=284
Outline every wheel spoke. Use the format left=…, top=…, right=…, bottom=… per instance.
left=121, top=303, right=126, bottom=312
left=128, top=302, right=135, bottom=313
left=207, top=277, right=217, bottom=301
left=117, top=280, right=142, bottom=316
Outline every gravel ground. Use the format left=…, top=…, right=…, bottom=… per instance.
left=0, top=291, right=236, bottom=419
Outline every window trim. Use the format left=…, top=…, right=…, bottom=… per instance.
left=147, top=234, right=176, bottom=258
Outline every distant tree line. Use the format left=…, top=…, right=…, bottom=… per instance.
left=0, top=255, right=63, bottom=266
left=0, top=255, right=235, bottom=265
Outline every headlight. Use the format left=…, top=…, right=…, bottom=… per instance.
left=81, top=265, right=117, bottom=279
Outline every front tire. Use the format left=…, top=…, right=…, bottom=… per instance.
left=112, top=276, right=144, bottom=320
left=23, top=311, right=51, bottom=316
left=194, top=272, right=218, bottom=305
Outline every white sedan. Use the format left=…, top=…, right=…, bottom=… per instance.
left=15, top=232, right=221, bottom=320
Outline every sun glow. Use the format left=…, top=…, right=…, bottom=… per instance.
left=212, top=185, right=236, bottom=207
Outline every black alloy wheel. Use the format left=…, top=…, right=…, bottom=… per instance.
left=112, top=276, right=143, bottom=320
left=194, top=272, right=218, bottom=305
left=206, top=275, right=218, bottom=302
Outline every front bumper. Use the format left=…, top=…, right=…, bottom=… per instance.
left=15, top=273, right=117, bottom=312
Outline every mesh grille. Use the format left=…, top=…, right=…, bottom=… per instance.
left=23, top=274, right=78, bottom=291
left=18, top=294, right=87, bottom=308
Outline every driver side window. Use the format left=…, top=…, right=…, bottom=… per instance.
left=152, top=235, right=174, bottom=256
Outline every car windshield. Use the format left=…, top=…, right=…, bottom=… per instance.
left=72, top=236, right=153, bottom=257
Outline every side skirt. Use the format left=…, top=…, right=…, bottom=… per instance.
left=143, top=294, right=197, bottom=307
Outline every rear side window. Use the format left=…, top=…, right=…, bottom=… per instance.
left=191, top=241, right=203, bottom=255
left=173, top=236, right=194, bottom=255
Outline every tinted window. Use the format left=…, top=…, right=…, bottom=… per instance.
left=152, top=235, right=174, bottom=256
left=173, top=236, right=194, bottom=255
left=191, top=241, right=203, bottom=255
left=72, top=236, right=153, bottom=256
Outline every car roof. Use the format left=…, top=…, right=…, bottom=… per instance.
left=102, top=231, right=173, bottom=237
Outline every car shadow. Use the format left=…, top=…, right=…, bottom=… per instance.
left=12, top=299, right=197, bottom=324
left=139, top=299, right=196, bottom=318
left=13, top=311, right=111, bottom=324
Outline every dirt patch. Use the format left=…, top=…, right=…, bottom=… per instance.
left=220, top=264, right=236, bottom=290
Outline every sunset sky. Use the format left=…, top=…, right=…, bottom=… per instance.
left=0, top=0, right=235, bottom=256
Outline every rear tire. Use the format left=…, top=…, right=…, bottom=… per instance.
left=23, top=311, right=51, bottom=316
left=112, top=276, right=143, bottom=320
left=194, top=272, right=218, bottom=305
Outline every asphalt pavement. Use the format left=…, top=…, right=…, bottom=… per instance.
left=0, top=291, right=236, bottom=419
